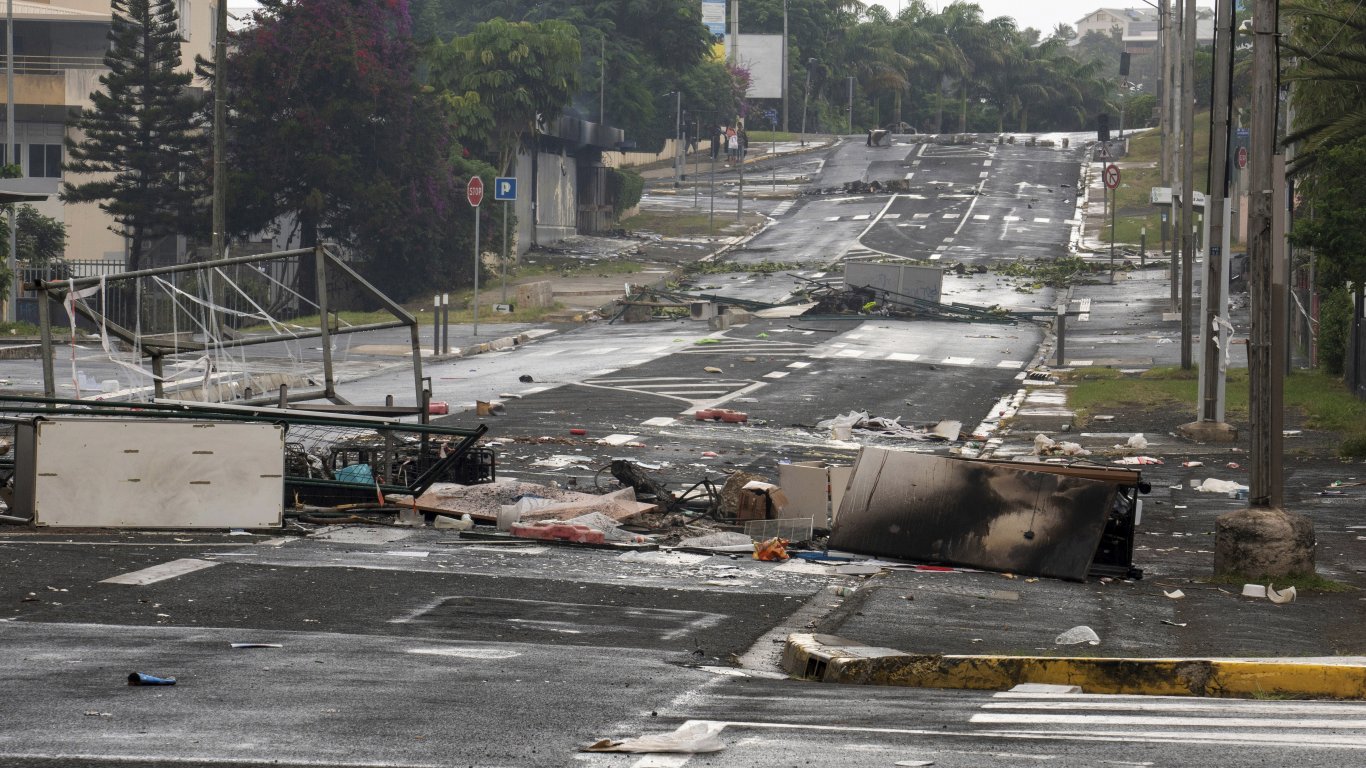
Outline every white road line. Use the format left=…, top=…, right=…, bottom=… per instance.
left=786, top=361, right=811, bottom=368
left=970, top=713, right=1366, bottom=729
left=979, top=171, right=989, bottom=178
left=835, top=350, right=866, bottom=358
left=1033, top=217, right=1051, bottom=223
left=101, top=558, right=219, bottom=585
left=626, top=359, right=652, bottom=366
left=631, top=756, right=692, bottom=768
left=942, top=237, right=955, bottom=243
left=886, top=352, right=921, bottom=362
left=641, top=417, right=677, bottom=426
left=1003, top=215, right=1021, bottom=222
left=941, top=356, right=975, bottom=366
left=1071, top=359, right=1094, bottom=366
left=997, top=360, right=1025, bottom=368
left=974, top=214, right=990, bottom=220
left=1077, top=297, right=1092, bottom=321
left=930, top=254, right=942, bottom=260
left=589, top=369, right=619, bottom=376
left=851, top=214, right=871, bottom=221
left=763, top=371, right=789, bottom=379
left=904, top=172, right=915, bottom=180
left=954, top=179, right=988, bottom=235
left=941, top=213, right=957, bottom=219
left=883, top=213, right=901, bottom=219
left=984, top=700, right=1366, bottom=716
left=913, top=212, right=930, bottom=219
left=824, top=216, right=841, bottom=222
left=983, top=159, right=993, bottom=166
left=521, top=386, right=550, bottom=394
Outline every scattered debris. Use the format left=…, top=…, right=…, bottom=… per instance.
left=830, top=449, right=1147, bottom=581
left=519, top=374, right=534, bottom=383
left=695, top=408, right=748, bottom=423
left=817, top=411, right=961, bottom=442
left=1054, top=626, right=1101, bottom=646
left=128, top=672, right=177, bottom=686
left=230, top=643, right=283, bottom=649
left=753, top=537, right=790, bottom=561
left=1267, top=585, right=1297, bottom=604
left=703, top=366, right=723, bottom=373
left=1242, top=584, right=1267, bottom=598
left=433, top=513, right=474, bottom=531
left=1182, top=461, right=1204, bottom=468
left=1112, top=456, right=1162, bottom=465
left=1164, top=589, right=1185, bottom=599
left=1194, top=478, right=1249, bottom=495
left=1160, top=620, right=1188, bottom=627
left=1034, top=433, right=1090, bottom=456
left=1120, top=433, right=1148, bottom=450
left=585, top=722, right=726, bottom=754
left=510, top=522, right=605, bottom=544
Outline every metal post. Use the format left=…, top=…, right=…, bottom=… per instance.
left=38, top=283, right=54, bottom=397
left=432, top=295, right=440, bottom=356
left=501, top=200, right=509, bottom=303
left=847, top=76, right=854, bottom=133
left=211, top=0, right=228, bottom=263
left=1179, top=0, right=1196, bottom=369
left=314, top=245, right=335, bottom=399
left=1055, top=303, right=1067, bottom=366
left=4, top=0, right=14, bottom=323
left=737, top=127, right=745, bottom=222
left=693, top=120, right=700, bottom=208
left=674, top=91, right=682, bottom=188
left=782, top=0, right=789, bottom=132
left=1169, top=0, right=1182, bottom=312
left=709, top=151, right=716, bottom=232
left=801, top=61, right=813, bottom=146
left=1140, top=227, right=1147, bottom=267
left=441, top=293, right=449, bottom=354
left=1109, top=184, right=1116, bottom=280
left=1199, top=0, right=1235, bottom=425
left=599, top=34, right=605, bottom=124
left=472, top=204, right=480, bottom=337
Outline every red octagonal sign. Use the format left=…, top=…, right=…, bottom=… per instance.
left=467, top=176, right=484, bottom=207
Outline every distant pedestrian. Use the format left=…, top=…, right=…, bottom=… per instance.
left=726, top=128, right=738, bottom=165
left=737, top=127, right=748, bottom=161
left=710, top=124, right=722, bottom=160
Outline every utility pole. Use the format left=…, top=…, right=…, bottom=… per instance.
left=673, top=91, right=682, bottom=188
left=1182, top=0, right=1236, bottom=442
left=1169, top=0, right=1182, bottom=312
left=1214, top=0, right=1312, bottom=583
left=1179, top=0, right=1196, bottom=369
left=801, top=59, right=814, bottom=146
left=211, top=0, right=229, bottom=263
left=1247, top=0, right=1281, bottom=506
left=1157, top=0, right=1168, bottom=191
left=4, top=0, right=13, bottom=323
left=781, top=0, right=789, bottom=132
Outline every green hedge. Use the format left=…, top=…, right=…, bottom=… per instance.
left=608, top=167, right=644, bottom=218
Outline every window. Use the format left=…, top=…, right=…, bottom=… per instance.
left=28, top=144, right=62, bottom=178
left=179, top=0, right=191, bottom=40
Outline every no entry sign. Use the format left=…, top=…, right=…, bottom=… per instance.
left=1104, top=163, right=1121, bottom=190
left=467, top=176, right=484, bottom=207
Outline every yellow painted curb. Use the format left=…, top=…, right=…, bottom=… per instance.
left=783, top=633, right=1366, bottom=699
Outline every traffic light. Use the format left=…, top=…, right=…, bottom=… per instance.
left=1119, top=52, right=1131, bottom=77
left=1097, top=113, right=1111, bottom=142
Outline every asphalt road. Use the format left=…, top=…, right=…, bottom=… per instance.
left=4, top=134, right=1365, bottom=767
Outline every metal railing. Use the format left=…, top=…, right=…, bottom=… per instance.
left=0, top=55, right=106, bottom=75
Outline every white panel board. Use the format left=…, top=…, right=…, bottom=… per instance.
left=724, top=34, right=784, bottom=99
left=844, top=261, right=944, bottom=305
left=30, top=420, right=284, bottom=528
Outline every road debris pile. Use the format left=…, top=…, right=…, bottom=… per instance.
left=829, top=448, right=1148, bottom=581
left=818, top=411, right=962, bottom=443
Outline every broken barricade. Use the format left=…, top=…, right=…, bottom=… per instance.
left=128, top=672, right=177, bottom=686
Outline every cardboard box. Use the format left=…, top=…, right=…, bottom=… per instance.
left=778, top=461, right=853, bottom=527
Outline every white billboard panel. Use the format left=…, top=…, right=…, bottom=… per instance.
left=701, top=0, right=725, bottom=36
left=723, top=34, right=783, bottom=99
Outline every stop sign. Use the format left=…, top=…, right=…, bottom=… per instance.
left=1236, top=146, right=1249, bottom=170
left=467, top=176, right=484, bottom=207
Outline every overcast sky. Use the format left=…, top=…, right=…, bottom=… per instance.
left=868, top=1, right=1115, bottom=34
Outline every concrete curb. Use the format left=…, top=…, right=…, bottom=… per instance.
left=782, top=633, right=1366, bottom=699
left=426, top=332, right=533, bottom=363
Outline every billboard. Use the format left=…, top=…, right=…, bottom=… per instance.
left=701, top=0, right=725, bottom=36
left=723, top=33, right=783, bottom=99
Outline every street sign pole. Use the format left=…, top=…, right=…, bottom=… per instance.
left=1104, top=163, right=1121, bottom=281
left=501, top=202, right=509, bottom=304
left=468, top=176, right=485, bottom=337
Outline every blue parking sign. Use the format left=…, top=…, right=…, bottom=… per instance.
left=494, top=177, right=517, bottom=201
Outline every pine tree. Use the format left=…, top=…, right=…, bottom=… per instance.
left=61, top=0, right=202, bottom=272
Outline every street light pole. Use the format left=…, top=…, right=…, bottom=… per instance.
left=781, top=0, right=789, bottom=132
left=847, top=76, right=854, bottom=133
left=674, top=91, right=682, bottom=188
left=800, top=59, right=814, bottom=146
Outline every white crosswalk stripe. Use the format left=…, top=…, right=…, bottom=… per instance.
left=770, top=200, right=795, bottom=216
left=580, top=375, right=765, bottom=414
left=678, top=338, right=814, bottom=356
left=974, top=692, right=1366, bottom=749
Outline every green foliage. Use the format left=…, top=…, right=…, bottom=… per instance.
left=428, top=19, right=581, bottom=175
left=225, top=0, right=467, bottom=301
left=608, top=167, right=644, bottom=217
left=1315, top=286, right=1353, bottom=376
left=16, top=206, right=68, bottom=265
left=61, top=0, right=201, bottom=271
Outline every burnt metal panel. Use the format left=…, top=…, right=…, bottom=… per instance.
left=829, top=448, right=1119, bottom=581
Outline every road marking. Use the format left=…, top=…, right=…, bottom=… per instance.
left=626, top=359, right=652, bottom=366
left=641, top=416, right=677, bottom=426
left=786, top=361, right=811, bottom=368
left=407, top=647, right=521, bottom=660
left=886, top=352, right=921, bottom=362
left=631, top=757, right=692, bottom=768
left=851, top=214, right=871, bottom=221
left=970, top=713, right=1366, bottom=729
left=954, top=179, right=988, bottom=235
left=942, top=237, right=955, bottom=243
left=824, top=216, right=841, bottom=222
left=101, top=558, right=219, bottom=585
left=883, top=213, right=901, bottom=219
left=904, top=172, right=915, bottom=180
left=1065, top=219, right=1082, bottom=225
left=770, top=200, right=795, bottom=216
left=1071, top=359, right=1094, bottom=366
left=985, top=699, right=1366, bottom=716
left=763, top=371, right=789, bottom=379
left=941, top=356, right=975, bottom=366
left=835, top=350, right=866, bottom=358
left=979, top=171, right=990, bottom=178
left=1003, top=215, right=1021, bottom=222
left=974, top=214, right=990, bottom=221
left=997, top=360, right=1025, bottom=368
left=983, top=159, right=993, bottom=166
left=929, top=254, right=942, bottom=260
left=1077, top=297, right=1092, bottom=321
left=1033, top=217, right=1051, bottom=223
left=590, top=368, right=619, bottom=376
left=941, top=213, right=957, bottom=219
left=521, top=386, right=549, bottom=394
left=913, top=212, right=930, bottom=219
